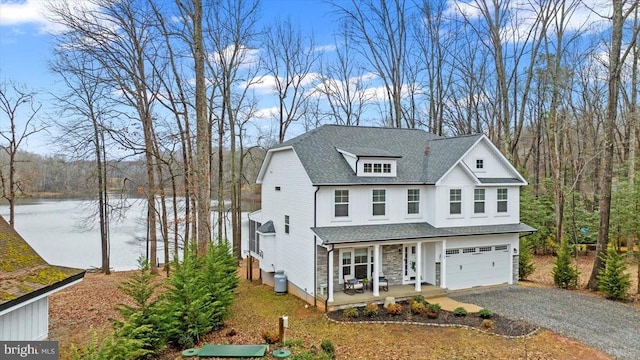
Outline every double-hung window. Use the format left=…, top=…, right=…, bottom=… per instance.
left=284, top=215, right=290, bottom=234
left=497, top=188, right=508, bottom=213
left=449, top=189, right=462, bottom=215
left=372, top=189, right=386, bottom=216
left=474, top=189, right=485, bottom=214
left=334, top=190, right=349, bottom=217
left=407, top=189, right=420, bottom=214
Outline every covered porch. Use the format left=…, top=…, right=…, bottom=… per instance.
left=316, top=283, right=446, bottom=311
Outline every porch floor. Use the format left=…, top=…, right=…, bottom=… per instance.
left=318, top=284, right=446, bottom=311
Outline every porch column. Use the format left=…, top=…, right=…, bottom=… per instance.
left=372, top=244, right=380, bottom=297
left=328, top=249, right=334, bottom=302
left=415, top=241, right=422, bottom=292
left=441, top=240, right=447, bottom=289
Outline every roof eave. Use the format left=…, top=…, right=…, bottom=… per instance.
left=0, top=270, right=86, bottom=315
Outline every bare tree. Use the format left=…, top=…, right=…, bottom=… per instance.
left=316, top=21, right=373, bottom=126
left=206, top=0, right=261, bottom=257
left=332, top=0, right=409, bottom=127
left=49, top=48, right=115, bottom=274
left=49, top=0, right=163, bottom=272
left=262, top=17, right=319, bottom=143
left=589, top=0, right=640, bottom=290
left=0, top=79, right=43, bottom=226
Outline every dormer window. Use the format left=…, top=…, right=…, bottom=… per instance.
left=358, top=160, right=397, bottom=177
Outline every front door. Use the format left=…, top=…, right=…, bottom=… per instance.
left=403, top=245, right=417, bottom=283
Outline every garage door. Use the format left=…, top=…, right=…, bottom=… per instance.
left=445, top=245, right=510, bottom=290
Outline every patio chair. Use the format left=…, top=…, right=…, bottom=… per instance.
left=343, top=274, right=364, bottom=294
left=371, top=272, right=389, bottom=292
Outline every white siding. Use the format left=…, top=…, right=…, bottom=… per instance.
left=432, top=185, right=520, bottom=227
left=259, top=149, right=316, bottom=295
left=316, top=185, right=430, bottom=227
left=0, top=297, right=48, bottom=341
left=462, top=139, right=515, bottom=179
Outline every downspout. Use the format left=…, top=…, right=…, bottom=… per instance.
left=313, top=186, right=319, bottom=307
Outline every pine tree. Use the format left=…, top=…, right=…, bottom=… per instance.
left=519, top=238, right=536, bottom=280
left=597, top=243, right=631, bottom=300
left=553, top=241, right=579, bottom=289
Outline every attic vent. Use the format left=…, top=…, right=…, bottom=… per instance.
left=424, top=145, right=431, bottom=156
left=275, top=186, right=281, bottom=191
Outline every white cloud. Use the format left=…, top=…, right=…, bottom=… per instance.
left=209, top=45, right=260, bottom=69
left=444, top=0, right=483, bottom=19
left=313, top=44, right=337, bottom=53
left=254, top=106, right=279, bottom=119
left=0, top=0, right=96, bottom=34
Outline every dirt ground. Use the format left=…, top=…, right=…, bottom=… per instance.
left=47, top=254, right=639, bottom=359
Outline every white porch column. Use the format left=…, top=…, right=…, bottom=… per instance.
left=328, top=249, right=334, bottom=302
left=373, top=244, right=380, bottom=297
left=414, top=241, right=422, bottom=292
left=441, top=240, right=447, bottom=289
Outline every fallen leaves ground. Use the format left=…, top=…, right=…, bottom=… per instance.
left=48, top=254, right=638, bottom=359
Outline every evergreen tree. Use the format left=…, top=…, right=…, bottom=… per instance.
left=553, top=241, right=579, bottom=289
left=598, top=243, right=631, bottom=300
left=112, top=258, right=165, bottom=358
left=519, top=238, right=536, bottom=280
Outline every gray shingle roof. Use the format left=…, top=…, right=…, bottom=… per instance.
left=311, top=222, right=536, bottom=245
left=257, top=220, right=275, bottom=234
left=272, top=125, right=491, bottom=185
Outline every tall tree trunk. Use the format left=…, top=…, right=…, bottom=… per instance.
left=192, top=0, right=211, bottom=256
left=588, top=0, right=632, bottom=289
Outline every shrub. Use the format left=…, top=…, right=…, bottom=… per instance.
left=412, top=295, right=426, bottom=304
left=71, top=330, right=151, bottom=360
left=386, top=303, right=403, bottom=315
left=553, top=241, right=579, bottom=289
left=453, top=307, right=468, bottom=317
left=598, top=243, right=631, bottom=300
left=410, top=300, right=426, bottom=315
left=363, top=303, right=379, bottom=317
left=109, top=258, right=165, bottom=358
left=161, top=242, right=239, bottom=349
left=482, top=319, right=495, bottom=330
left=519, top=238, right=536, bottom=280
left=427, top=303, right=441, bottom=313
left=478, top=308, right=493, bottom=319
left=320, top=339, right=336, bottom=359
left=342, top=306, right=359, bottom=319
left=261, top=330, right=280, bottom=344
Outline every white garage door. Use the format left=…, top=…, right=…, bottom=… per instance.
left=445, top=245, right=511, bottom=290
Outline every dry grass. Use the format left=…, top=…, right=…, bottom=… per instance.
left=48, top=258, right=624, bottom=360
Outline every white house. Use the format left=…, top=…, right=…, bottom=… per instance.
left=0, top=216, right=85, bottom=340
left=247, top=125, right=534, bottom=308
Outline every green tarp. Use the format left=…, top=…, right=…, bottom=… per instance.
left=196, top=344, right=267, bottom=358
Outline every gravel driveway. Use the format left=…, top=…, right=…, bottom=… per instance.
left=450, top=286, right=640, bottom=359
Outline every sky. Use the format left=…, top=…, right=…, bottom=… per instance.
left=0, top=0, right=616, bottom=155
left=0, top=0, right=338, bottom=154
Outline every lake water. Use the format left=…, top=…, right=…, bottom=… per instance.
left=1, top=199, right=248, bottom=271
